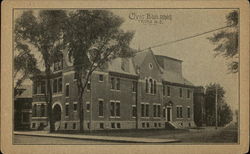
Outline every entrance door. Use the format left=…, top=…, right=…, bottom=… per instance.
left=53, top=104, right=61, bottom=121
left=166, top=107, right=172, bottom=122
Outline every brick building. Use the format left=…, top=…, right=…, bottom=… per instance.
left=31, top=48, right=197, bottom=131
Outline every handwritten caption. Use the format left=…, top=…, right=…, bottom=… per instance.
left=129, top=12, right=172, bottom=25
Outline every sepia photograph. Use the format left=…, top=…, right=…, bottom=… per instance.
left=1, top=1, right=249, bottom=154
left=13, top=8, right=239, bottom=145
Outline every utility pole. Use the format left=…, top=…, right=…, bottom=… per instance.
left=215, top=86, right=218, bottom=129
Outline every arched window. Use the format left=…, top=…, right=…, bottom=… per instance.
left=149, top=79, right=153, bottom=94
left=154, top=80, right=157, bottom=94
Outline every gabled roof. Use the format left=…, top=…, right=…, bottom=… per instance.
left=133, top=48, right=163, bottom=73
left=108, top=57, right=137, bottom=76
left=161, top=69, right=194, bottom=87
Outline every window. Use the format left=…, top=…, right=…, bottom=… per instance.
left=116, top=102, right=120, bottom=117
left=167, top=86, right=171, bottom=96
left=179, top=88, right=182, bottom=97
left=64, top=123, right=67, bottom=129
left=157, top=105, right=161, bottom=117
left=187, top=89, right=190, bottom=98
left=99, top=74, right=104, bottom=82
left=73, top=102, right=77, bottom=111
left=110, top=101, right=115, bottom=116
left=100, top=123, right=104, bottom=129
left=180, top=107, right=183, bottom=118
left=163, top=108, right=166, bottom=117
left=65, top=84, right=69, bottom=97
left=146, top=123, right=150, bottom=128
left=177, top=107, right=179, bottom=118
left=33, top=104, right=37, bottom=117
left=158, top=123, right=161, bottom=127
left=132, top=81, right=137, bottom=92
left=98, top=100, right=104, bottom=117
left=32, top=123, right=36, bottom=128
left=58, top=78, right=62, bottom=92
left=177, top=106, right=183, bottom=118
left=111, top=77, right=115, bottom=89
left=22, top=113, right=30, bottom=123
left=116, top=78, right=120, bottom=90
left=149, top=63, right=153, bottom=69
left=145, top=104, right=149, bottom=117
left=142, top=122, right=145, bottom=128
left=74, top=72, right=78, bottom=80
left=33, top=82, right=37, bottom=94
left=86, top=102, right=90, bottom=112
left=87, top=81, right=91, bottom=91
left=53, top=79, right=58, bottom=93
left=54, top=59, right=63, bottom=71
left=73, top=123, right=76, bottom=129
left=163, top=85, right=165, bottom=96
left=87, top=122, right=90, bottom=129
left=65, top=104, right=69, bottom=116
left=111, top=123, right=115, bottom=128
left=153, top=80, right=157, bottom=94
left=41, top=81, right=46, bottom=94
left=141, top=104, right=145, bottom=117
left=187, top=107, right=191, bottom=118
left=153, top=105, right=157, bottom=117
left=41, top=104, right=45, bottom=117
left=146, top=79, right=149, bottom=93
left=149, top=79, right=153, bottom=94
left=117, top=123, right=121, bottom=129
left=154, top=123, right=157, bottom=127
left=132, top=105, right=136, bottom=118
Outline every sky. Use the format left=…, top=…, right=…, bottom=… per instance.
left=111, top=9, right=238, bottom=111
left=15, top=9, right=239, bottom=111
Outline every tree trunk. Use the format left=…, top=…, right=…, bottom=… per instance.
left=45, top=67, right=55, bottom=132
left=79, top=89, right=84, bottom=132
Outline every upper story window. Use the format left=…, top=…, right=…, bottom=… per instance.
left=111, top=77, right=115, bottom=90
left=110, top=77, right=120, bottom=90
left=187, top=89, right=191, bottom=98
left=149, top=63, right=153, bottom=69
left=99, top=74, right=104, bottom=82
left=179, top=88, right=182, bottom=98
left=145, top=77, right=157, bottom=94
left=33, top=80, right=46, bottom=94
left=167, top=86, right=171, bottom=96
left=187, top=107, right=191, bottom=118
left=54, top=58, right=63, bottom=71
left=52, top=78, right=62, bottom=94
left=65, top=83, right=70, bottom=97
left=177, top=106, right=183, bottom=118
left=98, top=100, right=104, bottom=117
left=163, top=85, right=165, bottom=96
left=132, top=81, right=137, bottom=92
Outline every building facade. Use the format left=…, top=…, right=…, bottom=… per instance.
left=31, top=49, right=197, bottom=131
left=14, top=85, right=32, bottom=130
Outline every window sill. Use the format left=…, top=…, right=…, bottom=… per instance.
left=110, top=89, right=120, bottom=92
left=98, top=116, right=104, bottom=118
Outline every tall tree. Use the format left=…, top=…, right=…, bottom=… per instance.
left=15, top=10, right=67, bottom=132
left=64, top=10, right=135, bottom=132
left=14, top=41, right=40, bottom=97
left=208, top=10, right=239, bottom=73
left=205, top=83, right=233, bottom=126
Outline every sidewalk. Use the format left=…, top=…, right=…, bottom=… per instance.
left=14, top=131, right=181, bottom=143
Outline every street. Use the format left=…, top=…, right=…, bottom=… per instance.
left=13, top=123, right=238, bottom=145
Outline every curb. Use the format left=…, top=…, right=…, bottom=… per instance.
left=14, top=132, right=181, bottom=143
